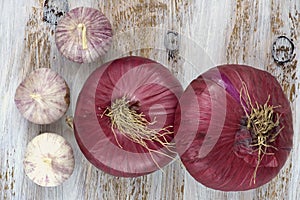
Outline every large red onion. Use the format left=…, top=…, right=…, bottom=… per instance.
left=74, top=56, right=183, bottom=177
left=174, top=64, right=293, bottom=191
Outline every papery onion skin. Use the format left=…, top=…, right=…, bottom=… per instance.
left=55, top=7, right=112, bottom=63
left=74, top=56, right=183, bottom=177
left=174, top=64, right=293, bottom=191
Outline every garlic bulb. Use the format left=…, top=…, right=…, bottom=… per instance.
left=55, top=7, right=113, bottom=63
left=14, top=68, right=70, bottom=124
left=23, top=133, right=75, bottom=187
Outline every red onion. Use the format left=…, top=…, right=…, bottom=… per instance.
left=174, top=64, right=293, bottom=191
left=55, top=7, right=112, bottom=63
left=74, top=56, right=183, bottom=177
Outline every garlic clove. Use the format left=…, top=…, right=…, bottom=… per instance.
left=55, top=7, right=113, bottom=63
left=23, top=132, right=75, bottom=187
left=14, top=68, right=70, bottom=124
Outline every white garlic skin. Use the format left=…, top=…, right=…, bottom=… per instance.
left=23, top=133, right=75, bottom=187
left=14, top=68, right=70, bottom=124
left=55, top=7, right=113, bottom=63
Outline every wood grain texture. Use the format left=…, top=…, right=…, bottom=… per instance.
left=0, top=0, right=299, bottom=199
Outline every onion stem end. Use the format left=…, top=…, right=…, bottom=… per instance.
left=104, top=96, right=176, bottom=170
left=240, top=82, right=283, bottom=185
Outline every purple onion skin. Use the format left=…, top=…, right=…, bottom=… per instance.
left=174, top=65, right=293, bottom=191
left=55, top=7, right=112, bottom=63
left=74, top=56, right=183, bottom=177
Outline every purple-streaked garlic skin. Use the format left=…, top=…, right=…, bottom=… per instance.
left=55, top=7, right=113, bottom=63
left=14, top=68, right=70, bottom=124
left=23, top=133, right=75, bottom=187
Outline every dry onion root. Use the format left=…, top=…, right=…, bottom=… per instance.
left=240, top=83, right=283, bottom=184
left=105, top=96, right=176, bottom=170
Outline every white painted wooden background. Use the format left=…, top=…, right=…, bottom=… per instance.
left=1, top=0, right=299, bottom=199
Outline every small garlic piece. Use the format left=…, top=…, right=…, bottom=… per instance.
left=23, top=133, right=75, bottom=187
left=14, top=68, right=70, bottom=124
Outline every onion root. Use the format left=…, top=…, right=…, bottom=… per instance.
left=240, top=82, right=283, bottom=185
left=105, top=96, right=176, bottom=170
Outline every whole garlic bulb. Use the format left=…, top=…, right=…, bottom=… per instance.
left=23, top=133, right=75, bottom=187
left=55, top=7, right=113, bottom=63
left=14, top=68, right=70, bottom=124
